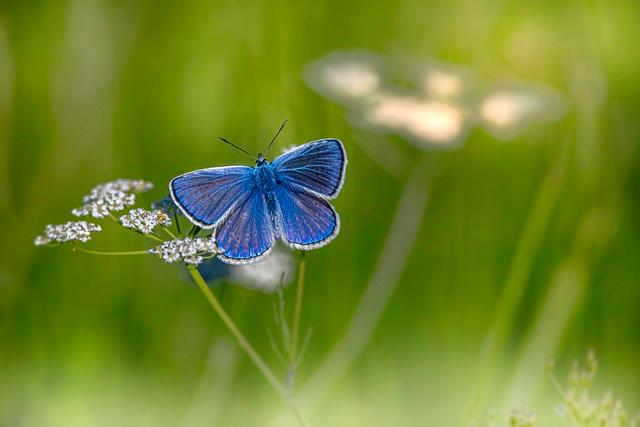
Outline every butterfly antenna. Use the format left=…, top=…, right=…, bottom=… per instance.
left=264, top=120, right=288, bottom=154
left=218, top=137, right=257, bottom=160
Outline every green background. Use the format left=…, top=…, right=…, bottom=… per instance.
left=0, top=0, right=638, bottom=425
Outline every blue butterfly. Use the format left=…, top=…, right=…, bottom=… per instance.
left=170, top=137, right=347, bottom=264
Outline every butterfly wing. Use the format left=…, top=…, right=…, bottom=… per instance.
left=170, top=166, right=255, bottom=229
left=271, top=138, right=347, bottom=199
left=274, top=184, right=340, bottom=250
left=216, top=189, right=275, bottom=264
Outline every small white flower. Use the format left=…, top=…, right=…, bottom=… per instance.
left=34, top=221, right=102, bottom=246
left=34, top=235, right=52, bottom=246
left=149, top=237, right=216, bottom=266
left=72, top=179, right=154, bottom=219
left=119, top=208, right=172, bottom=234
left=184, top=255, right=203, bottom=266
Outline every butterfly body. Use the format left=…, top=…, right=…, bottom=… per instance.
left=253, top=159, right=281, bottom=235
left=254, top=157, right=278, bottom=194
left=170, top=139, right=347, bottom=265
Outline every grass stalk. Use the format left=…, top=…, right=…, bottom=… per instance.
left=73, top=247, right=149, bottom=256
left=187, top=266, right=309, bottom=427
left=464, top=142, right=570, bottom=422
left=288, top=251, right=307, bottom=388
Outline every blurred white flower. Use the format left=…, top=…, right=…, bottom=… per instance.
left=280, top=144, right=299, bottom=155
left=230, top=247, right=296, bottom=293
left=509, top=406, right=536, bottom=427
left=479, top=82, right=567, bottom=141
left=34, top=221, right=102, bottom=246
left=72, top=178, right=154, bottom=219
left=303, top=50, right=381, bottom=102
left=424, top=69, right=464, bottom=98
left=305, top=51, right=471, bottom=151
left=555, top=403, right=567, bottom=418
left=362, top=95, right=468, bottom=148
left=323, top=62, right=380, bottom=98
left=412, top=59, right=474, bottom=100
left=197, top=246, right=296, bottom=293
left=149, top=236, right=216, bottom=266
left=120, top=208, right=172, bottom=234
left=304, top=50, right=569, bottom=158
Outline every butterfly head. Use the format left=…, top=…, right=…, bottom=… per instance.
left=255, top=153, right=269, bottom=167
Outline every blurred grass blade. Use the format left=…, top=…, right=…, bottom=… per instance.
left=465, top=139, right=570, bottom=422
left=299, top=155, right=433, bottom=411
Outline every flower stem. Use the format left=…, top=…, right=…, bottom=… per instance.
left=288, top=251, right=307, bottom=389
left=73, top=247, right=149, bottom=256
left=187, top=266, right=309, bottom=427
left=162, top=226, right=177, bottom=239
left=148, top=233, right=164, bottom=242
left=174, top=213, right=181, bottom=235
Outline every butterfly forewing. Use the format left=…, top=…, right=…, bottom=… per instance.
left=170, top=166, right=254, bottom=229
left=272, top=139, right=346, bottom=199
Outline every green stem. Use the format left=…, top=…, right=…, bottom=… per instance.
left=288, top=251, right=307, bottom=389
left=162, top=226, right=177, bottom=239
left=189, top=225, right=201, bottom=237
left=187, top=266, right=309, bottom=427
left=174, top=213, right=181, bottom=235
left=148, top=233, right=164, bottom=242
left=290, top=252, right=306, bottom=361
left=73, top=247, right=149, bottom=256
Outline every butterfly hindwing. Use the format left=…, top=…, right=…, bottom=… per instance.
left=216, top=189, right=275, bottom=264
left=272, top=139, right=347, bottom=199
left=275, top=184, right=339, bottom=250
left=170, top=166, right=254, bottom=229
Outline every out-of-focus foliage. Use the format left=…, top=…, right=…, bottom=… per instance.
left=0, top=0, right=638, bottom=426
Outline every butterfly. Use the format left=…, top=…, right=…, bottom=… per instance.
left=169, top=129, right=347, bottom=265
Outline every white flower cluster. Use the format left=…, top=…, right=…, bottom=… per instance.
left=34, top=221, right=102, bottom=246
left=72, top=179, right=153, bottom=219
left=120, top=208, right=172, bottom=234
left=149, top=237, right=216, bottom=266
left=552, top=350, right=639, bottom=427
